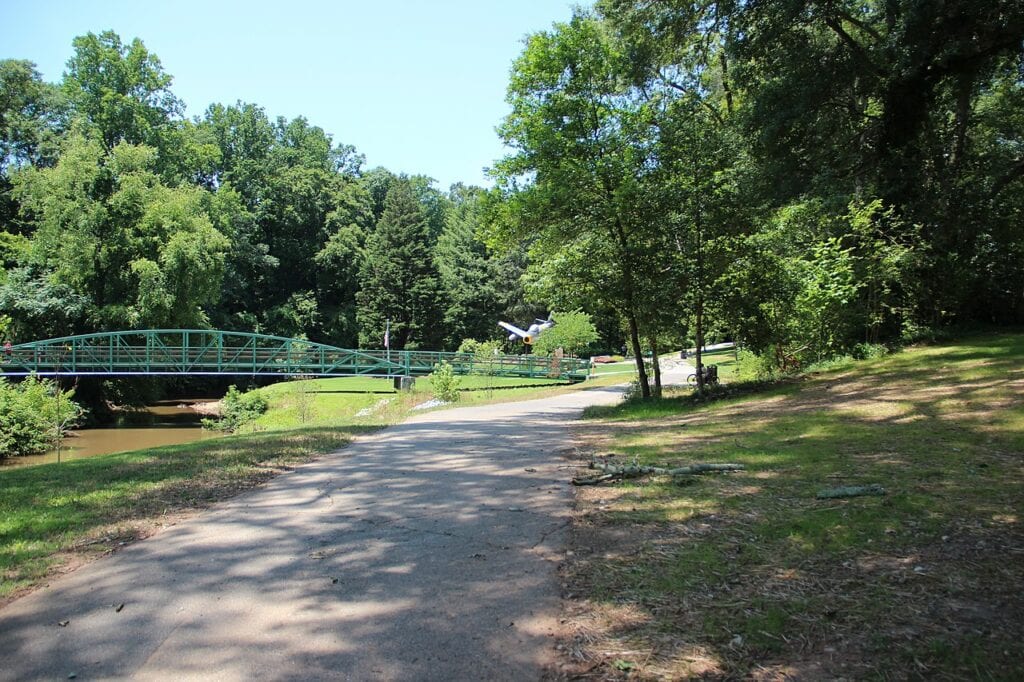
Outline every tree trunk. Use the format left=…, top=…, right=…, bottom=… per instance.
left=627, top=313, right=650, bottom=398
left=695, top=295, right=705, bottom=393
left=694, top=206, right=706, bottom=394
left=649, top=337, right=662, bottom=398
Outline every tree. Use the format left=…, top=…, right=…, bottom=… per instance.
left=0, top=60, right=64, bottom=173
left=728, top=0, right=1024, bottom=326
left=531, top=311, right=599, bottom=357
left=62, top=31, right=183, bottom=159
left=491, top=11, right=668, bottom=396
left=11, top=131, right=229, bottom=330
left=356, top=179, right=444, bottom=349
left=435, top=185, right=505, bottom=348
left=313, top=183, right=372, bottom=347
left=198, top=102, right=368, bottom=339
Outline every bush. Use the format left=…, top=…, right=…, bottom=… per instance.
left=735, top=349, right=779, bottom=381
left=622, top=379, right=645, bottom=402
left=0, top=376, right=83, bottom=458
left=203, top=385, right=268, bottom=433
left=851, top=342, right=889, bottom=360
left=430, top=361, right=461, bottom=403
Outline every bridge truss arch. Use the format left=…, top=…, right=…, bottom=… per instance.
left=0, top=329, right=589, bottom=381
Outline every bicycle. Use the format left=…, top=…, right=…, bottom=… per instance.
left=686, top=364, right=719, bottom=387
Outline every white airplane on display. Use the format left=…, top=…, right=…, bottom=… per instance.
left=498, top=314, right=555, bottom=345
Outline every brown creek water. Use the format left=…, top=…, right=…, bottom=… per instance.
left=1, top=399, right=220, bottom=468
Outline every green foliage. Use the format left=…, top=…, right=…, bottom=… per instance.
left=456, top=338, right=484, bottom=354
left=62, top=31, right=182, bottom=157
left=0, top=376, right=83, bottom=458
left=202, top=385, right=267, bottom=433
left=531, top=311, right=599, bottom=356
left=0, top=10, right=1021, bottom=409
left=457, top=338, right=503, bottom=375
left=435, top=186, right=509, bottom=348
left=0, top=59, right=65, bottom=172
left=356, top=179, right=444, bottom=349
left=11, top=130, right=230, bottom=330
left=429, top=361, right=460, bottom=402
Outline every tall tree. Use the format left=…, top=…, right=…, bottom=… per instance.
left=492, top=11, right=666, bottom=396
left=62, top=31, right=183, bottom=157
left=729, top=0, right=1024, bottom=325
left=313, top=180, right=374, bottom=347
left=356, top=179, right=444, bottom=349
left=0, top=60, right=66, bottom=236
left=10, top=131, right=229, bottom=331
left=435, top=185, right=505, bottom=348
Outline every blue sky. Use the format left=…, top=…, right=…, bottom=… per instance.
left=0, top=0, right=585, bottom=189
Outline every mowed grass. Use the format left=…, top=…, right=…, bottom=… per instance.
left=0, top=428, right=360, bottom=601
left=565, top=332, right=1024, bottom=679
left=0, top=370, right=607, bottom=602
left=248, top=374, right=578, bottom=430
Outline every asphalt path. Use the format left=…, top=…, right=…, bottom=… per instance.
left=0, top=384, right=624, bottom=681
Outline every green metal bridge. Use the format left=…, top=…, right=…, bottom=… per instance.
left=0, top=329, right=590, bottom=381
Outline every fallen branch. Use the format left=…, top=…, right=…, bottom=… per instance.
left=571, top=460, right=745, bottom=485
left=816, top=484, right=886, bottom=499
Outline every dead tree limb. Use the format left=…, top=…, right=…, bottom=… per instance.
left=571, top=460, right=745, bottom=486
left=816, top=484, right=886, bottom=499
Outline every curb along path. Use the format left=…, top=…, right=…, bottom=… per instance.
left=0, top=386, right=623, bottom=681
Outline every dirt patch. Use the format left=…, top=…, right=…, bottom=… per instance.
left=186, top=400, right=221, bottom=416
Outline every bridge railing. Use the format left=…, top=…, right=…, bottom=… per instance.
left=0, top=330, right=591, bottom=381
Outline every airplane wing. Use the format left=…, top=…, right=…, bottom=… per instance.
left=498, top=321, right=530, bottom=338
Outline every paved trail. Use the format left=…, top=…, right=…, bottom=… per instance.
left=0, top=385, right=623, bottom=681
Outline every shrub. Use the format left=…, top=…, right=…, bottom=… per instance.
left=203, top=385, right=268, bottom=433
left=622, top=379, right=645, bottom=402
left=735, top=349, right=779, bottom=381
left=0, top=376, right=83, bottom=458
left=851, top=342, right=889, bottom=360
left=430, top=361, right=461, bottom=403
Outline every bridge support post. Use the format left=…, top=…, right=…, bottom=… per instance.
left=393, top=376, right=415, bottom=391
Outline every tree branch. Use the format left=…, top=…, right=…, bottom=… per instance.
left=822, top=15, right=885, bottom=79
left=989, top=157, right=1024, bottom=200
left=660, top=74, right=725, bottom=126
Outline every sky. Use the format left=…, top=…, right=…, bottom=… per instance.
left=0, top=0, right=586, bottom=189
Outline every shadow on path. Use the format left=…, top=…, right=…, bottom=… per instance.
left=0, top=387, right=623, bottom=681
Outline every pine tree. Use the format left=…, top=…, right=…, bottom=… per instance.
left=356, top=180, right=444, bottom=349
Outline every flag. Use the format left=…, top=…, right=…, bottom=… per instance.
left=384, top=319, right=390, bottom=349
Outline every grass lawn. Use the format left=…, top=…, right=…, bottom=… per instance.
left=247, top=374, right=582, bottom=431
left=0, top=427, right=361, bottom=602
left=0, top=370, right=618, bottom=603
left=591, top=361, right=638, bottom=376
left=563, top=332, right=1024, bottom=679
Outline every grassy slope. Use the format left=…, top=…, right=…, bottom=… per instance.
left=0, top=372, right=619, bottom=602
left=248, top=374, right=570, bottom=431
left=564, top=333, right=1023, bottom=679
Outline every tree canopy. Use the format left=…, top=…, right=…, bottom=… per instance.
left=0, top=10, right=1021, bottom=400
